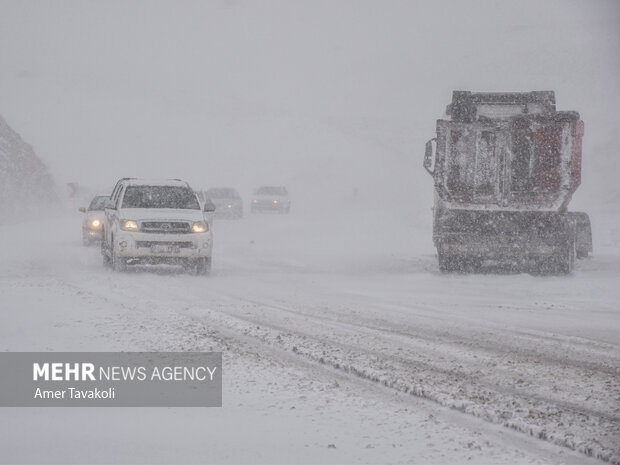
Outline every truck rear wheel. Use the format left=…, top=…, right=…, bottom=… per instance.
left=538, top=239, right=575, bottom=275
left=536, top=216, right=577, bottom=275
left=464, top=257, right=482, bottom=273
left=557, top=239, right=576, bottom=274
left=567, top=212, right=592, bottom=259
left=438, top=250, right=461, bottom=273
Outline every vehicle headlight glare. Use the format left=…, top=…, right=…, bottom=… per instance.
left=273, top=200, right=279, bottom=204
left=252, top=199, right=258, bottom=203
left=90, top=219, right=102, bottom=229
left=121, top=220, right=138, bottom=231
left=192, top=221, right=208, bottom=233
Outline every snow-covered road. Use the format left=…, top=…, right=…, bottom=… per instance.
left=1, top=208, right=618, bottom=464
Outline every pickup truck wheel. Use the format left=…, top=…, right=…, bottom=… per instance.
left=111, top=242, right=126, bottom=272
left=195, top=257, right=211, bottom=275
left=101, top=230, right=111, bottom=267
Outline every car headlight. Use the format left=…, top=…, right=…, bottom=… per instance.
left=120, top=220, right=139, bottom=231
left=273, top=199, right=279, bottom=204
left=227, top=204, right=232, bottom=209
left=252, top=199, right=258, bottom=204
left=90, top=218, right=102, bottom=229
left=192, top=221, right=208, bottom=233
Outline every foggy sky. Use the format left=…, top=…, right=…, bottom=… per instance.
left=1, top=0, right=619, bottom=209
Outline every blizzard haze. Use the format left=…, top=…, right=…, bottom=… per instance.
left=1, top=0, right=619, bottom=212
left=1, top=2, right=620, bottom=465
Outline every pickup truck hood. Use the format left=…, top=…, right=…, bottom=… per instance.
left=119, top=208, right=205, bottom=222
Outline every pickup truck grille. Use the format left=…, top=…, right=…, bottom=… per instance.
left=140, top=221, right=191, bottom=234
left=136, top=241, right=193, bottom=248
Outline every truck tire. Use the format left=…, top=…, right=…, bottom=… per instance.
left=542, top=239, right=575, bottom=275
left=195, top=257, right=211, bottom=275
left=111, top=239, right=126, bottom=272
left=101, top=229, right=111, bottom=267
left=438, top=250, right=461, bottom=273
left=464, top=256, right=482, bottom=273
left=567, top=212, right=592, bottom=259
left=558, top=239, right=576, bottom=274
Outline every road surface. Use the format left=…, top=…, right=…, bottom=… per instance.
left=1, top=207, right=618, bottom=464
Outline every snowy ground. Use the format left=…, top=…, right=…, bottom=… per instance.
left=1, top=204, right=619, bottom=464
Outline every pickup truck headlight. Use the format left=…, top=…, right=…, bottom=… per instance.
left=90, top=218, right=102, bottom=229
left=192, top=221, right=208, bottom=233
left=120, top=220, right=139, bottom=231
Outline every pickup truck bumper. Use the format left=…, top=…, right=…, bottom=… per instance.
left=113, top=231, right=212, bottom=260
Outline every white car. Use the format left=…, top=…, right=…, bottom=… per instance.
left=101, top=178, right=214, bottom=274
left=250, top=186, right=291, bottom=214
left=79, top=195, right=108, bottom=245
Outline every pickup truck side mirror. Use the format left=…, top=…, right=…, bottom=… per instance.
left=424, top=138, right=436, bottom=176
left=204, top=199, right=216, bottom=213
left=104, top=199, right=116, bottom=210
left=78, top=207, right=86, bottom=213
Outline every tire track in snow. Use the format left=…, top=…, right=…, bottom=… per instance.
left=184, top=298, right=620, bottom=465
left=228, top=294, right=620, bottom=377
left=41, top=258, right=620, bottom=463
left=209, top=293, right=620, bottom=419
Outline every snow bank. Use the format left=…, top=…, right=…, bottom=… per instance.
left=0, top=115, right=57, bottom=224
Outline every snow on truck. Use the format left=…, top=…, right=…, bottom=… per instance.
left=424, top=91, right=592, bottom=273
left=101, top=178, right=214, bottom=274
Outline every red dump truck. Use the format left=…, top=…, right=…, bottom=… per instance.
left=424, top=91, right=591, bottom=273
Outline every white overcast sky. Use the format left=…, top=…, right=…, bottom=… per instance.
left=1, top=0, right=619, bottom=206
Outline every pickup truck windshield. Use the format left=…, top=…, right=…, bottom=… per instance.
left=121, top=186, right=200, bottom=210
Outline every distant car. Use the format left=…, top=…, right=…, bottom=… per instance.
left=79, top=195, right=108, bottom=245
left=101, top=178, right=213, bottom=274
left=251, top=186, right=291, bottom=214
left=206, top=187, right=243, bottom=218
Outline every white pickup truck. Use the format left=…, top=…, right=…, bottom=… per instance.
left=101, top=178, right=214, bottom=274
